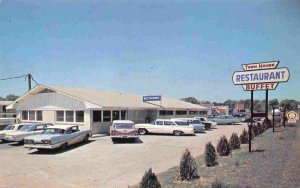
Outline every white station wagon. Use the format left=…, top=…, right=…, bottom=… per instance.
left=0, top=123, right=31, bottom=142
left=135, top=119, right=194, bottom=136
left=24, top=125, right=91, bottom=151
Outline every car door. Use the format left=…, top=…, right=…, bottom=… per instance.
left=163, top=120, right=174, bottom=134
left=150, top=120, right=164, bottom=134
left=65, top=127, right=81, bottom=145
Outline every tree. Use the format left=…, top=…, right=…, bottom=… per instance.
left=269, top=99, right=279, bottom=107
left=181, top=97, right=199, bottom=104
left=0, top=96, right=5, bottom=101
left=5, top=94, right=19, bottom=101
left=280, top=99, right=300, bottom=110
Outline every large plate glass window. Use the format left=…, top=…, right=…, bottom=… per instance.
left=36, top=111, right=43, bottom=121
left=56, top=111, right=65, bottom=122
left=121, top=110, right=126, bottom=120
left=112, top=111, right=120, bottom=120
left=22, top=111, right=28, bottom=120
left=103, top=111, right=111, bottom=122
left=66, top=111, right=74, bottom=122
left=76, top=111, right=84, bottom=122
left=29, top=111, right=35, bottom=121
left=175, top=111, right=187, bottom=115
left=93, top=111, right=102, bottom=122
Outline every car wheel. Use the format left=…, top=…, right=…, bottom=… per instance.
left=60, top=143, right=68, bottom=150
left=83, top=135, right=89, bottom=143
left=138, top=128, right=147, bottom=135
left=173, top=130, right=182, bottom=136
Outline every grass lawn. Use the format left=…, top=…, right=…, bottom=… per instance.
left=132, top=124, right=300, bottom=188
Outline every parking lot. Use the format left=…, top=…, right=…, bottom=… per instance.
left=0, top=124, right=247, bottom=188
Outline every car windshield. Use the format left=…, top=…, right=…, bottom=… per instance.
left=42, top=128, right=65, bottom=134
left=19, top=125, right=34, bottom=132
left=175, top=121, right=189, bottom=126
left=4, top=125, right=15, bottom=130
left=115, top=123, right=134, bottom=129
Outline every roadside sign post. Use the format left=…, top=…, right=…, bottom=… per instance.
left=232, top=61, right=289, bottom=152
left=283, top=107, right=286, bottom=127
left=272, top=106, right=275, bottom=133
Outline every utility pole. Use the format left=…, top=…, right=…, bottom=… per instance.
left=27, top=74, right=32, bottom=91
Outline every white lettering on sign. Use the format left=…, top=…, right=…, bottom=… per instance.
left=242, top=61, right=279, bottom=71
left=242, top=83, right=278, bottom=91
left=232, top=68, right=289, bottom=85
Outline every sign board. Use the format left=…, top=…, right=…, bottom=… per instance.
left=242, top=83, right=278, bottom=91
left=143, top=95, right=161, bottom=102
left=242, top=61, right=279, bottom=71
left=287, top=111, right=298, bottom=120
left=232, top=67, right=289, bottom=85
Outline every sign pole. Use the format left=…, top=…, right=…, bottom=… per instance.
left=272, top=106, right=275, bottom=133
left=283, top=107, right=286, bottom=127
left=249, top=90, right=253, bottom=152
left=265, top=90, right=269, bottom=121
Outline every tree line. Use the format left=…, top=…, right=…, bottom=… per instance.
left=0, top=94, right=19, bottom=101
left=181, top=97, right=300, bottom=111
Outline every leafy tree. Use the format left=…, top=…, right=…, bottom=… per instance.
left=269, top=99, right=279, bottom=107
left=181, top=97, right=199, bottom=104
left=0, top=96, right=5, bottom=101
left=280, top=99, right=300, bottom=110
left=5, top=94, right=19, bottom=101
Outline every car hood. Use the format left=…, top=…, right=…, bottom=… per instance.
left=25, top=134, right=61, bottom=141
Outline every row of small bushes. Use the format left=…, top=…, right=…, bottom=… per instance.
left=139, top=122, right=270, bottom=188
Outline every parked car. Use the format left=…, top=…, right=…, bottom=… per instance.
left=24, top=125, right=91, bottom=151
left=135, top=119, right=194, bottom=136
left=4, top=123, right=53, bottom=143
left=171, top=118, right=205, bottom=132
left=194, top=117, right=217, bottom=128
left=208, top=115, right=242, bottom=125
left=110, top=120, right=139, bottom=141
left=0, top=123, right=31, bottom=142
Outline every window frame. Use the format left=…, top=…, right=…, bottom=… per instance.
left=22, top=110, right=29, bottom=121
left=56, top=111, right=65, bottom=122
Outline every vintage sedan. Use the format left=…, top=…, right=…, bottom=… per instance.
left=194, top=117, right=217, bottom=128
left=24, top=125, right=91, bottom=151
left=110, top=120, right=139, bottom=142
left=208, top=115, right=242, bottom=125
left=135, top=119, right=194, bottom=136
left=4, top=123, right=53, bottom=143
left=0, top=123, right=31, bottom=142
left=171, top=118, right=205, bottom=132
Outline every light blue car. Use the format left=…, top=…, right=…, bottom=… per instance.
left=208, top=115, right=242, bottom=125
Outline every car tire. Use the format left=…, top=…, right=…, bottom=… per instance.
left=60, top=143, right=68, bottom=151
left=138, top=128, right=147, bottom=135
left=173, top=130, right=182, bottom=136
left=83, top=135, right=89, bottom=143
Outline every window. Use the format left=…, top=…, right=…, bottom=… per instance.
left=156, top=121, right=163, bottom=125
left=199, top=111, right=207, bottom=115
left=121, top=110, right=126, bottom=120
left=103, top=111, right=111, bottom=122
left=76, top=111, right=84, bottom=122
left=112, top=111, right=120, bottom=120
left=56, top=111, right=65, bottom=122
left=189, top=111, right=198, bottom=115
left=22, top=111, right=28, bottom=120
left=159, top=110, right=174, bottom=116
left=35, top=125, right=45, bottom=131
left=164, top=121, right=174, bottom=126
left=31, top=111, right=36, bottom=119
left=36, top=111, right=43, bottom=121
left=175, top=111, right=187, bottom=115
left=66, top=111, right=74, bottom=122
left=93, top=111, right=102, bottom=122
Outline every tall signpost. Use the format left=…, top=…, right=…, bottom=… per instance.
left=232, top=61, right=290, bottom=152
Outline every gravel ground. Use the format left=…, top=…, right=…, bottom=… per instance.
left=134, top=124, right=300, bottom=188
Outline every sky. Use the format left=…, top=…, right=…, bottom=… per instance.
left=0, top=0, right=299, bottom=102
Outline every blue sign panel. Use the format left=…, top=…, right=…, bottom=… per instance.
left=143, top=95, right=161, bottom=102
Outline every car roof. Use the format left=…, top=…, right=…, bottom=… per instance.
left=8, top=123, right=32, bottom=126
left=48, top=125, right=78, bottom=130
left=112, top=120, right=134, bottom=124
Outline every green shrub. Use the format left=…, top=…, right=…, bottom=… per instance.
left=211, top=179, right=224, bottom=188
left=205, top=142, right=218, bottom=167
left=179, top=149, right=198, bottom=180
left=229, top=133, right=240, bottom=149
left=239, top=128, right=249, bottom=144
left=217, top=135, right=231, bottom=156
left=139, top=168, right=161, bottom=188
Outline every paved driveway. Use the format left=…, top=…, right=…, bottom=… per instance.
left=0, top=124, right=247, bottom=188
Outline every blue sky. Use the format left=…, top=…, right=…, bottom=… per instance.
left=0, top=0, right=299, bottom=102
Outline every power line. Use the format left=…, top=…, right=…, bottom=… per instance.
left=0, top=74, right=27, bottom=81
left=0, top=74, right=38, bottom=91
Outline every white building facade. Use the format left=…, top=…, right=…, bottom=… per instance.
left=7, top=85, right=209, bottom=134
